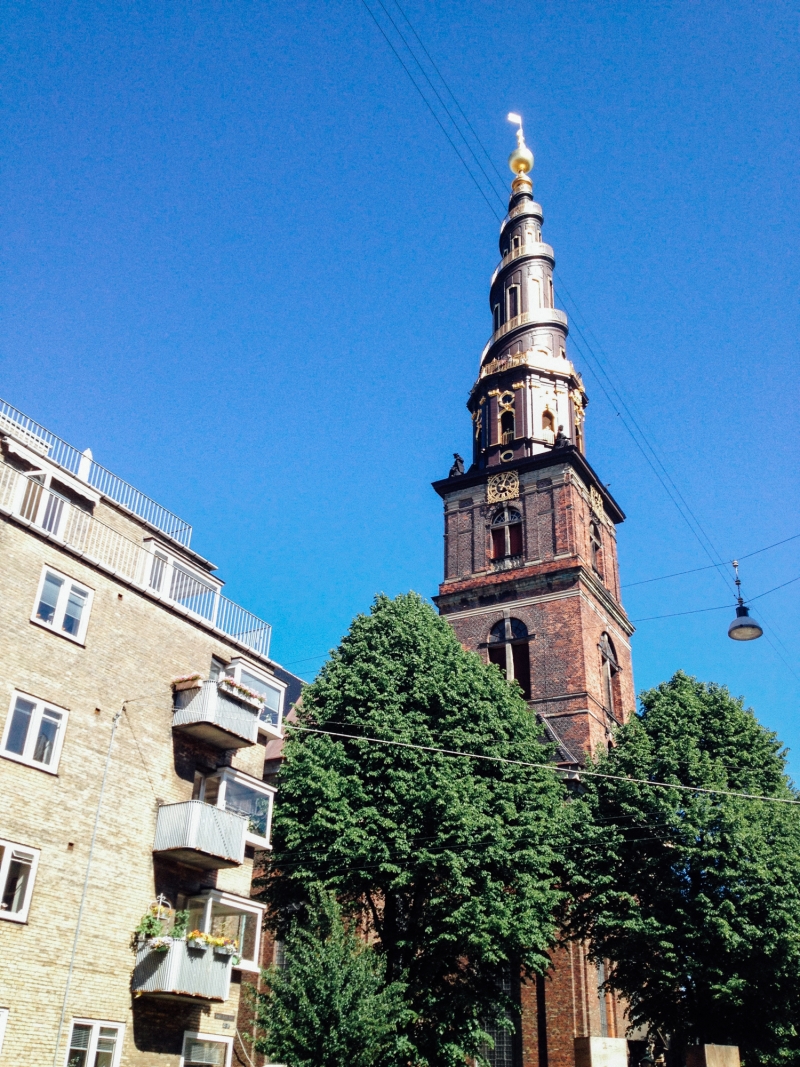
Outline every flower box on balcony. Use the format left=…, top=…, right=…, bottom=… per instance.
left=172, top=674, right=203, bottom=692
left=187, top=938, right=208, bottom=951
left=216, top=678, right=264, bottom=711
left=213, top=943, right=238, bottom=956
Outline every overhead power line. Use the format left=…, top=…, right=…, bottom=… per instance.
left=623, top=531, right=800, bottom=588
left=286, top=724, right=800, bottom=805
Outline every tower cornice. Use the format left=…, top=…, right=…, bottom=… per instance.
left=431, top=445, right=625, bottom=525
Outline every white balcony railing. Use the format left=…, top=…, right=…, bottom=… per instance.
left=0, top=462, right=272, bottom=658
left=0, top=396, right=193, bottom=546
left=153, top=801, right=247, bottom=868
left=173, top=681, right=259, bottom=748
left=132, top=938, right=232, bottom=1000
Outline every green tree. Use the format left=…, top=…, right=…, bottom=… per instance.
left=258, top=593, right=566, bottom=1067
left=568, top=671, right=800, bottom=1066
left=254, top=886, right=411, bottom=1067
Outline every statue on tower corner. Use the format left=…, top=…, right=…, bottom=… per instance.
left=449, top=453, right=465, bottom=477
left=554, top=425, right=570, bottom=449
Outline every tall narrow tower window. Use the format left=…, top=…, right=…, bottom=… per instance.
left=599, top=633, right=619, bottom=720
left=531, top=278, right=541, bottom=308
left=590, top=521, right=603, bottom=576
left=511, top=235, right=521, bottom=250
left=488, top=618, right=531, bottom=700
left=500, top=411, right=515, bottom=445
left=491, top=507, right=523, bottom=559
left=493, top=304, right=501, bottom=332
left=542, top=410, right=555, bottom=433
left=548, top=278, right=554, bottom=307
left=507, top=286, right=520, bottom=320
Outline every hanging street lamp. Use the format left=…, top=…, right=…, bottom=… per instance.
left=727, top=560, right=764, bottom=642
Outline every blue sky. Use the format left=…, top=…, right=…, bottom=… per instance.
left=3, top=2, right=799, bottom=771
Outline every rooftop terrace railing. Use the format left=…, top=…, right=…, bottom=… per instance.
left=0, top=397, right=193, bottom=547
left=0, top=462, right=271, bottom=659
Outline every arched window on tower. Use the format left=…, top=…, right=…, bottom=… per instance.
left=590, top=520, right=603, bottom=577
left=599, top=633, right=619, bottom=721
left=507, top=285, right=520, bottom=320
left=491, top=507, right=523, bottom=560
left=500, top=410, right=515, bottom=445
left=488, top=618, right=531, bottom=700
left=511, top=235, right=521, bottom=250
left=548, top=277, right=554, bottom=307
left=493, top=304, right=501, bottom=333
left=542, top=410, right=555, bottom=434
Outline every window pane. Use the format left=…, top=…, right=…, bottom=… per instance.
left=224, top=781, right=269, bottom=837
left=184, top=1038, right=226, bottom=1066
left=185, top=896, right=207, bottom=934
left=37, top=573, right=63, bottom=624
left=93, top=1026, right=118, bottom=1067
left=5, top=698, right=35, bottom=756
left=62, top=587, right=87, bottom=635
left=1, top=851, right=33, bottom=914
left=68, top=1023, right=93, bottom=1067
left=508, top=524, right=523, bottom=556
left=202, top=777, right=220, bottom=807
left=32, top=709, right=62, bottom=765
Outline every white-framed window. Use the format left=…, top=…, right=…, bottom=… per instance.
left=194, top=767, right=276, bottom=849
left=225, top=657, right=286, bottom=735
left=1, top=691, right=69, bottom=773
left=65, top=1019, right=124, bottom=1067
left=506, top=284, right=520, bottom=320
left=31, top=565, right=94, bottom=645
left=183, top=890, right=264, bottom=972
left=181, top=1032, right=233, bottom=1067
left=0, top=839, right=40, bottom=923
left=0, top=1007, right=8, bottom=1054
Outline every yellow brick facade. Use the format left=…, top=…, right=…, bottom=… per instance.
left=0, top=497, right=278, bottom=1065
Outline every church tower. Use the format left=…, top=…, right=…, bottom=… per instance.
left=432, top=122, right=636, bottom=1065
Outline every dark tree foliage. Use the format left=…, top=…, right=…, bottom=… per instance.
left=254, top=886, right=412, bottom=1067
left=568, top=671, right=800, bottom=1066
left=258, top=593, right=566, bottom=1067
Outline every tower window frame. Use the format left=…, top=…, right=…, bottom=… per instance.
left=590, top=520, right=603, bottom=577
left=490, top=506, right=523, bottom=560
left=487, top=618, right=532, bottom=700
left=493, top=303, right=501, bottom=332
left=599, top=633, right=620, bottom=722
left=506, top=285, right=520, bottom=320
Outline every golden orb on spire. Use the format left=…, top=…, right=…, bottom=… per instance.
left=507, top=112, right=534, bottom=175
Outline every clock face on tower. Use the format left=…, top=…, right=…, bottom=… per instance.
left=486, top=470, right=519, bottom=504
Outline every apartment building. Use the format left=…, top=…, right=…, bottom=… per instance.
left=0, top=398, right=298, bottom=1067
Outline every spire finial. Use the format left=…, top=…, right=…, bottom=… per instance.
left=507, top=113, right=534, bottom=175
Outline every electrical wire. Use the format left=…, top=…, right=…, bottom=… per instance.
left=285, top=724, right=800, bottom=805
left=359, top=0, right=501, bottom=220
left=623, top=531, right=800, bottom=588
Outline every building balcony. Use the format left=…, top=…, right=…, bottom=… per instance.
left=173, top=681, right=259, bottom=749
left=132, top=938, right=232, bottom=1001
left=153, top=801, right=247, bottom=869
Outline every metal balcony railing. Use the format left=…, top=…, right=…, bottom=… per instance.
left=0, top=396, right=192, bottom=546
left=173, top=681, right=259, bottom=748
left=153, top=801, right=247, bottom=868
left=132, top=938, right=232, bottom=1000
left=0, top=463, right=272, bottom=658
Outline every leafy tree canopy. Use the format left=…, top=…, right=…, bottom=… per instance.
left=254, top=886, right=412, bottom=1067
left=258, top=593, right=567, bottom=1067
left=568, top=671, right=800, bottom=1066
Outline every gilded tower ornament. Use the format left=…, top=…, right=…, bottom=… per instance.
left=487, top=470, right=519, bottom=504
